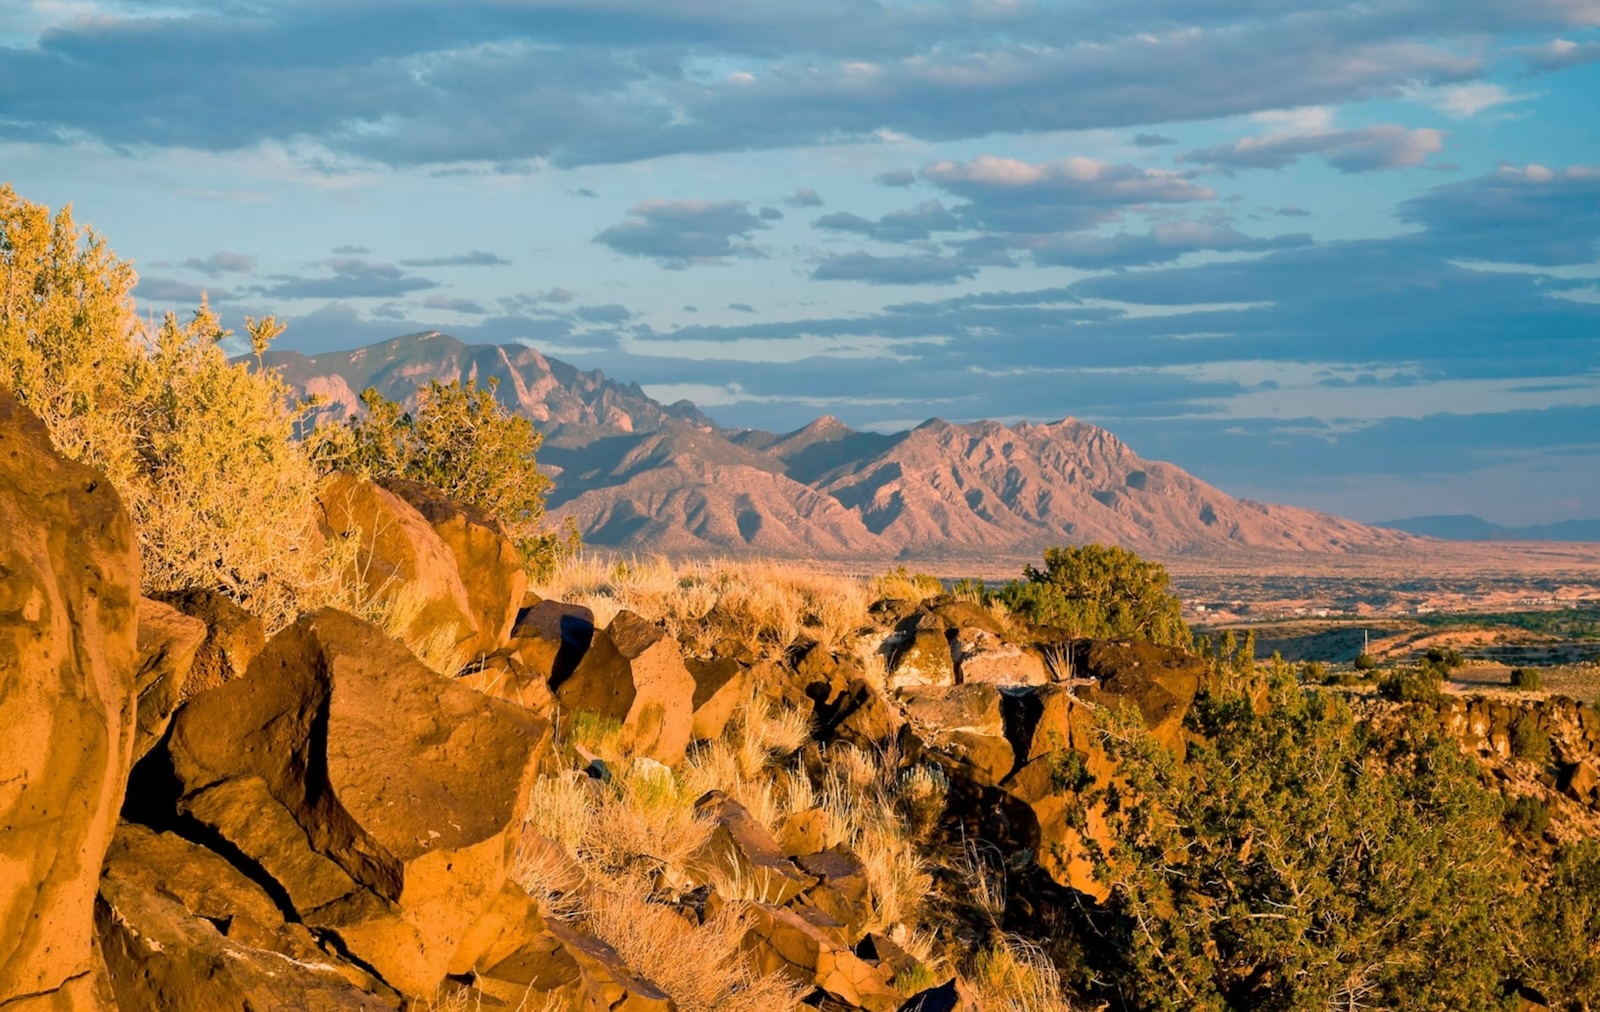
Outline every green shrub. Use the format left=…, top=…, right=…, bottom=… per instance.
left=1353, top=652, right=1379, bottom=671
left=1502, top=793, right=1550, bottom=837
left=1510, top=667, right=1542, bottom=691
left=1523, top=842, right=1600, bottom=1006
left=1302, top=660, right=1327, bottom=683
left=997, top=544, right=1189, bottom=647
left=1377, top=669, right=1443, bottom=703
left=1426, top=646, right=1465, bottom=669
left=1511, top=717, right=1552, bottom=766
left=1090, top=691, right=1519, bottom=1009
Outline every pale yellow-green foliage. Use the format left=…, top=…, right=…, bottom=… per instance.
left=535, top=556, right=870, bottom=657
left=0, top=185, right=141, bottom=485
left=0, top=186, right=343, bottom=630
left=128, top=299, right=342, bottom=628
left=583, top=884, right=803, bottom=1012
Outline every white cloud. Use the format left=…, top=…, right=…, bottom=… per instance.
left=1409, top=82, right=1534, bottom=117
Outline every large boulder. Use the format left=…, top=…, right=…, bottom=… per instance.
left=149, top=587, right=265, bottom=699
left=955, top=637, right=1049, bottom=688
left=887, top=629, right=955, bottom=691
left=379, top=477, right=527, bottom=660
left=131, top=598, right=206, bottom=762
left=96, top=824, right=395, bottom=1011
left=165, top=608, right=551, bottom=997
left=0, top=389, right=140, bottom=1009
left=552, top=610, right=694, bottom=765
left=316, top=471, right=478, bottom=664
left=1074, top=639, right=1204, bottom=756
left=687, top=656, right=749, bottom=741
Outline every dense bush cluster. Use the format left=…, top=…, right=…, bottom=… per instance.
left=0, top=186, right=335, bottom=626
left=994, top=543, right=1191, bottom=647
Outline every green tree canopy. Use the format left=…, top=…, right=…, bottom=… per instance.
left=999, top=543, right=1189, bottom=647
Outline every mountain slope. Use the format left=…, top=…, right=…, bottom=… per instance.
left=274, top=333, right=1424, bottom=561
left=264, top=331, right=714, bottom=432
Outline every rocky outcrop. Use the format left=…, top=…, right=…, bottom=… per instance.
left=379, top=476, right=527, bottom=660
left=739, top=903, right=903, bottom=1011
left=150, top=587, right=265, bottom=699
left=888, top=629, right=955, bottom=691
left=316, top=471, right=479, bottom=663
left=0, top=388, right=140, bottom=1009
left=164, top=608, right=552, bottom=998
left=690, top=792, right=818, bottom=906
left=97, top=824, right=395, bottom=1011
left=551, top=610, right=695, bottom=765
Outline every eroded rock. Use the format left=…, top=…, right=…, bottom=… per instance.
left=316, top=471, right=478, bottom=661
left=150, top=587, right=265, bottom=699
left=96, top=823, right=395, bottom=1011
left=379, top=476, right=527, bottom=661
left=166, top=608, right=551, bottom=997
left=0, top=388, right=139, bottom=1009
left=739, top=903, right=902, bottom=1011
left=691, top=791, right=818, bottom=906
left=552, top=610, right=694, bottom=765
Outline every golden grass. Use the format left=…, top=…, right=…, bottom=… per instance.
left=583, top=885, right=804, bottom=1012
left=534, top=556, right=871, bottom=658
left=810, top=744, right=939, bottom=935
left=972, top=936, right=1078, bottom=1012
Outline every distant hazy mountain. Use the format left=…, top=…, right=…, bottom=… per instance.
left=276, top=333, right=1423, bottom=561
left=1378, top=514, right=1600, bottom=542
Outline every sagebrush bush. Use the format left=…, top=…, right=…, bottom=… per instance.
left=0, top=187, right=343, bottom=628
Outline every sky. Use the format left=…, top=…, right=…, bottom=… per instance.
left=3, top=0, right=1599, bottom=526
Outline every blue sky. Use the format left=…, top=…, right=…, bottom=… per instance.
left=4, top=0, right=1599, bottom=525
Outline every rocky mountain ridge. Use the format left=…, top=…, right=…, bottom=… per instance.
left=275, top=333, right=1421, bottom=562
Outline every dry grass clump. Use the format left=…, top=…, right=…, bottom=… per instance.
left=583, top=884, right=804, bottom=1012
left=587, top=759, right=714, bottom=880
left=972, top=936, right=1078, bottom=1012
left=681, top=692, right=815, bottom=832
left=534, top=556, right=870, bottom=657
left=811, top=745, right=940, bottom=934
left=875, top=565, right=945, bottom=604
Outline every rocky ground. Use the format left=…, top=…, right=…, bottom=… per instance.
left=5, top=384, right=1600, bottom=1011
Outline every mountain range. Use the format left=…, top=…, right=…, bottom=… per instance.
left=267, top=333, right=1436, bottom=563
left=1377, top=515, right=1600, bottom=542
